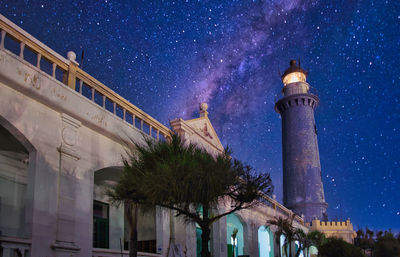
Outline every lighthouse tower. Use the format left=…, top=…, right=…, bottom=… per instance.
left=275, top=60, right=328, bottom=222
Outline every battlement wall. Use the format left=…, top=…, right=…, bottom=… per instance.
left=306, top=219, right=357, bottom=244
left=306, top=219, right=354, bottom=230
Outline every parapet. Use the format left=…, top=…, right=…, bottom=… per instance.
left=306, top=218, right=357, bottom=244
left=306, top=218, right=354, bottom=230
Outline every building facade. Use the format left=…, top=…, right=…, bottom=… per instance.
left=0, top=14, right=311, bottom=257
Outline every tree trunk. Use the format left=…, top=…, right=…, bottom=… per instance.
left=200, top=225, right=211, bottom=257
left=126, top=202, right=138, bottom=257
left=200, top=206, right=211, bottom=257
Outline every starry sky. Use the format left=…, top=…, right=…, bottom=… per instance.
left=1, top=0, right=399, bottom=231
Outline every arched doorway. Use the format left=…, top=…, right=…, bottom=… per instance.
left=226, top=214, right=244, bottom=257
left=0, top=119, right=33, bottom=238
left=93, top=167, right=157, bottom=252
left=258, top=226, right=274, bottom=257
left=295, top=241, right=304, bottom=257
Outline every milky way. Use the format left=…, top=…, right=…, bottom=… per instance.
left=0, top=0, right=399, bottom=231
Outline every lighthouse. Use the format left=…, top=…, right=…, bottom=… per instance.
left=275, top=60, right=328, bottom=222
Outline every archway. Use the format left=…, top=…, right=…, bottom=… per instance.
left=258, top=226, right=274, bottom=257
left=226, top=214, right=244, bottom=257
left=93, top=167, right=157, bottom=252
left=0, top=118, right=34, bottom=238
left=295, top=241, right=304, bottom=257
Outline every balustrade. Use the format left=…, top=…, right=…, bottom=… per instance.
left=0, top=14, right=170, bottom=142
left=260, top=194, right=304, bottom=224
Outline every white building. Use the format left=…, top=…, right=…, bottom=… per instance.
left=0, top=14, right=308, bottom=257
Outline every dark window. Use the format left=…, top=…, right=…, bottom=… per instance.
left=93, top=200, right=109, bottom=248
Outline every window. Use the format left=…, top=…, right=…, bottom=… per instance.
left=0, top=125, right=29, bottom=237
left=93, top=200, right=109, bottom=248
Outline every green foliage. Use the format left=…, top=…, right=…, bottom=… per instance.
left=294, top=229, right=325, bottom=257
left=318, top=237, right=364, bottom=257
left=266, top=215, right=331, bottom=257
left=374, top=231, right=400, bottom=257
left=354, top=228, right=400, bottom=257
left=306, top=230, right=326, bottom=249
left=354, top=228, right=375, bottom=255
left=267, top=214, right=300, bottom=257
left=110, top=134, right=274, bottom=257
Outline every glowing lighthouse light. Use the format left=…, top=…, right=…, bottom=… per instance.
left=282, top=71, right=306, bottom=85
left=281, top=60, right=307, bottom=86
left=280, top=60, right=309, bottom=96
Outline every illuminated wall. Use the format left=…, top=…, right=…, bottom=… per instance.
left=258, top=226, right=274, bottom=257
left=226, top=214, right=244, bottom=257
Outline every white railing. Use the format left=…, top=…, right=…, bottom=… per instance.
left=260, top=194, right=304, bottom=225
left=0, top=14, right=171, bottom=141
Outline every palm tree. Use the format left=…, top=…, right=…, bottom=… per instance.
left=112, top=134, right=274, bottom=257
left=366, top=228, right=375, bottom=256
left=355, top=227, right=377, bottom=256
left=267, top=214, right=297, bottom=257
left=107, top=162, right=149, bottom=257
left=294, top=229, right=308, bottom=257
left=306, top=230, right=326, bottom=249
left=294, top=229, right=326, bottom=257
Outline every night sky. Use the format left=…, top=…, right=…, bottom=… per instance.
left=1, top=0, right=399, bottom=231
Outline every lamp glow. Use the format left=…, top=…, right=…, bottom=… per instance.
left=283, top=72, right=306, bottom=85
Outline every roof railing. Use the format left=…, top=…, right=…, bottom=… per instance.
left=260, top=194, right=304, bottom=225
left=0, top=14, right=171, bottom=141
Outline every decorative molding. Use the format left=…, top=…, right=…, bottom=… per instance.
left=51, top=241, right=80, bottom=253
left=200, top=122, right=213, bottom=139
left=61, top=113, right=81, bottom=129
left=60, top=113, right=81, bottom=156
left=170, top=118, right=195, bottom=135
left=57, top=145, right=80, bottom=160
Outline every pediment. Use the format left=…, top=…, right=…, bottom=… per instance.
left=170, top=115, right=224, bottom=154
left=184, top=117, right=224, bottom=151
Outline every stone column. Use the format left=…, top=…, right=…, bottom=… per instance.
left=242, top=218, right=253, bottom=256
left=156, top=206, right=170, bottom=256
left=220, top=215, right=228, bottom=257
left=248, top=221, right=259, bottom=257
left=211, top=214, right=225, bottom=257
left=66, top=51, right=79, bottom=90
left=51, top=113, right=81, bottom=256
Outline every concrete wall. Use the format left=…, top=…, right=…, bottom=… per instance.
left=0, top=48, right=169, bottom=257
